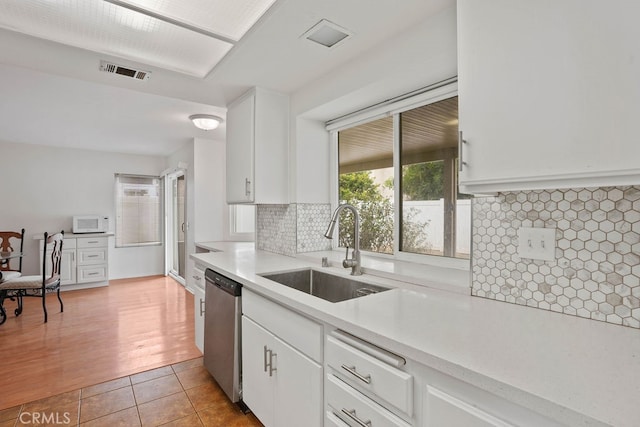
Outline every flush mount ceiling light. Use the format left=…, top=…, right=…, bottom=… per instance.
left=301, top=19, right=352, bottom=49
left=189, top=114, right=223, bottom=131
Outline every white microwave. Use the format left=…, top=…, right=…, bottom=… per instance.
left=73, top=215, right=109, bottom=234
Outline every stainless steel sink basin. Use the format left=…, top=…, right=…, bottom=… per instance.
left=260, top=268, right=390, bottom=302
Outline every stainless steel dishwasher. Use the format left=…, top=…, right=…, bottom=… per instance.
left=203, top=268, right=242, bottom=403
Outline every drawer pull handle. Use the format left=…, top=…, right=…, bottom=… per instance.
left=263, top=346, right=277, bottom=376
left=340, top=409, right=371, bottom=427
left=263, top=345, right=268, bottom=373
left=341, top=364, right=371, bottom=384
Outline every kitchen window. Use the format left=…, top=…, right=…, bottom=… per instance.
left=114, top=174, right=163, bottom=247
left=329, top=80, right=470, bottom=263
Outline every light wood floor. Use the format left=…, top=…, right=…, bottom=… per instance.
left=0, top=276, right=202, bottom=411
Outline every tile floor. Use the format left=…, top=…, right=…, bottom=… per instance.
left=0, top=357, right=263, bottom=427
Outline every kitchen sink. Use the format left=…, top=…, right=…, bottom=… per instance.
left=260, top=268, right=390, bottom=303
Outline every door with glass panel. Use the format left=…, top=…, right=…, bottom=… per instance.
left=167, top=172, right=186, bottom=283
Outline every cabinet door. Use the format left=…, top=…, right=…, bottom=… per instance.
left=226, top=92, right=255, bottom=203
left=44, top=248, right=76, bottom=286
left=273, top=334, right=323, bottom=427
left=193, top=286, right=205, bottom=353
left=423, top=386, right=512, bottom=427
left=242, top=316, right=275, bottom=426
left=458, top=0, right=640, bottom=193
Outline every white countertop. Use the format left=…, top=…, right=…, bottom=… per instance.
left=192, top=242, right=640, bottom=427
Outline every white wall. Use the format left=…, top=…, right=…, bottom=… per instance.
left=288, top=6, right=458, bottom=204
left=193, top=138, right=226, bottom=243
left=0, top=141, right=166, bottom=278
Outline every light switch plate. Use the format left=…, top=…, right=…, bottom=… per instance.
left=518, top=227, right=556, bottom=261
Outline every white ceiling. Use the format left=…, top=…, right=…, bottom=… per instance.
left=0, top=0, right=454, bottom=156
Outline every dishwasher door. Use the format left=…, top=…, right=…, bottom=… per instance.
left=204, top=269, right=242, bottom=403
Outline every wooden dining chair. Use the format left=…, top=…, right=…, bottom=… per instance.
left=0, top=231, right=64, bottom=324
left=0, top=228, right=25, bottom=282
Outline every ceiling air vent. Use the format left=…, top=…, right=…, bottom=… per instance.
left=301, top=19, right=352, bottom=49
left=99, top=61, right=151, bottom=81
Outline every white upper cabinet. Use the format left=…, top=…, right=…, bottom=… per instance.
left=226, top=87, right=289, bottom=204
left=457, top=0, right=640, bottom=194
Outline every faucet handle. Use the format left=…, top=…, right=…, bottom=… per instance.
left=345, top=246, right=350, bottom=259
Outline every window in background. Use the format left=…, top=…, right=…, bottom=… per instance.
left=115, top=174, right=163, bottom=247
left=337, top=94, right=470, bottom=260
left=400, top=97, right=470, bottom=259
left=338, top=116, right=394, bottom=254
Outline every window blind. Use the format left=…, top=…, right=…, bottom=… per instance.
left=115, top=174, right=163, bottom=247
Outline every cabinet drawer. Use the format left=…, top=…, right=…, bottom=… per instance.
left=77, top=248, right=107, bottom=265
left=243, top=289, right=322, bottom=362
left=326, top=374, right=411, bottom=427
left=77, top=265, right=107, bottom=283
left=77, top=237, right=108, bottom=248
left=326, top=335, right=413, bottom=416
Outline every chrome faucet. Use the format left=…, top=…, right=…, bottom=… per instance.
left=324, top=203, right=362, bottom=276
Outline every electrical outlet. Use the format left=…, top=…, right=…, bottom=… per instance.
left=517, top=227, right=556, bottom=261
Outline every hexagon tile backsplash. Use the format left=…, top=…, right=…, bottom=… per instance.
left=256, top=203, right=332, bottom=256
left=472, top=186, right=640, bottom=329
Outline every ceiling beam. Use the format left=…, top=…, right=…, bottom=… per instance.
left=102, top=0, right=237, bottom=45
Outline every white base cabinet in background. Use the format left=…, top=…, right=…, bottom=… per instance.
left=40, top=235, right=109, bottom=289
left=241, top=289, right=322, bottom=427
left=76, top=236, right=108, bottom=284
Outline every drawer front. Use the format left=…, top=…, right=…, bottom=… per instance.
left=326, top=335, right=413, bottom=415
left=77, top=265, right=107, bottom=283
left=326, top=374, right=411, bottom=427
left=77, top=237, right=108, bottom=248
left=77, top=248, right=107, bottom=265
left=243, top=289, right=322, bottom=362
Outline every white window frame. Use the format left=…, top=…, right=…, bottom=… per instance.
left=327, top=79, right=469, bottom=269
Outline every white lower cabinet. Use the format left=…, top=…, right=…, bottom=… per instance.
left=41, top=235, right=109, bottom=288
left=241, top=290, right=323, bottom=427
left=423, top=386, right=512, bottom=427
left=193, top=285, right=205, bottom=353
left=191, top=264, right=205, bottom=353
left=324, top=329, right=562, bottom=427
left=419, top=370, right=562, bottom=427
left=326, top=374, right=411, bottom=427
left=325, top=330, right=413, bottom=427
